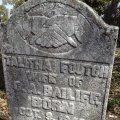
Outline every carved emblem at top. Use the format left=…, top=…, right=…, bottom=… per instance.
left=21, top=15, right=78, bottom=48
left=15, top=2, right=91, bottom=54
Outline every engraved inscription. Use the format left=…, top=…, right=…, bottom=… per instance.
left=68, top=76, right=83, bottom=88
left=14, top=81, right=102, bottom=106
left=43, top=85, right=101, bottom=106
left=60, top=61, right=111, bottom=79
left=19, top=107, right=42, bottom=119
left=8, top=54, right=105, bottom=119
left=4, top=54, right=111, bottom=119
left=4, top=55, right=111, bottom=79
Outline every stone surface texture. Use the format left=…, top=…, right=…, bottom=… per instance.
left=0, top=24, right=4, bottom=53
left=1, top=0, right=119, bottom=120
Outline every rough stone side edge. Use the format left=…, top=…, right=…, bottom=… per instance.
left=0, top=23, right=7, bottom=89
left=0, top=23, right=5, bottom=53
left=102, top=29, right=119, bottom=120
left=1, top=22, right=12, bottom=118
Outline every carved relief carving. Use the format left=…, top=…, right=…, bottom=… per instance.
left=14, top=2, right=92, bottom=54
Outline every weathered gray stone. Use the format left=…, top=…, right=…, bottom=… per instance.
left=0, top=24, right=3, bottom=53
left=1, top=0, right=119, bottom=120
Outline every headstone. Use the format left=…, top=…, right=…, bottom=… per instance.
left=1, top=0, right=119, bottom=120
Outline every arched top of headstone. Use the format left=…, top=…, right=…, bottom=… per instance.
left=5, top=0, right=119, bottom=64
left=11, top=0, right=118, bottom=30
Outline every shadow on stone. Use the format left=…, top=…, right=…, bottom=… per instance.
left=0, top=56, right=5, bottom=90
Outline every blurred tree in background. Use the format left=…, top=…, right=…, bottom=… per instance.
left=83, top=0, right=110, bottom=15
left=2, top=0, right=111, bottom=15
left=0, top=5, right=7, bottom=22
left=7, top=0, right=24, bottom=8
